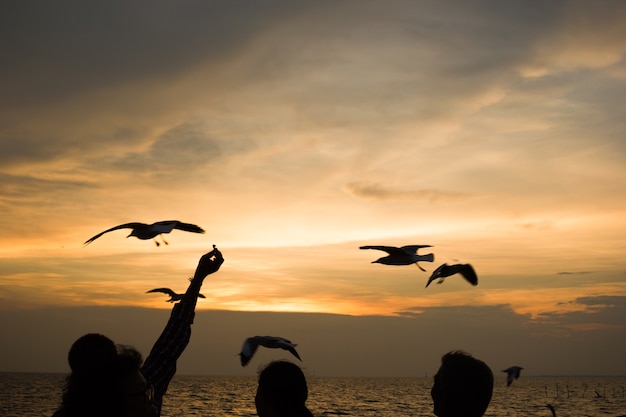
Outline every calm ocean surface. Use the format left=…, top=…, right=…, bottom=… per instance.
left=1, top=372, right=624, bottom=417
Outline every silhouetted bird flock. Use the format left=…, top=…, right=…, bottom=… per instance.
left=360, top=244, right=478, bottom=288
left=83, top=219, right=526, bottom=381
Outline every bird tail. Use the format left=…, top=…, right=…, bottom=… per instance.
left=421, top=253, right=434, bottom=262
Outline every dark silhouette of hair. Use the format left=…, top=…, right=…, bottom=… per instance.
left=67, top=333, right=117, bottom=374
left=256, top=360, right=314, bottom=417
left=431, top=350, right=493, bottom=417
left=60, top=334, right=144, bottom=417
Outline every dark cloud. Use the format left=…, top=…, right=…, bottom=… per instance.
left=0, top=173, right=96, bottom=220
left=3, top=0, right=624, bottom=172
left=576, top=296, right=626, bottom=307
left=344, top=181, right=473, bottom=202
left=0, top=0, right=319, bottom=109
left=397, top=304, right=529, bottom=326
left=0, top=125, right=148, bottom=169
left=98, top=120, right=256, bottom=181
left=0, top=0, right=568, bottom=119
left=538, top=296, right=626, bottom=327
left=3, top=301, right=624, bottom=376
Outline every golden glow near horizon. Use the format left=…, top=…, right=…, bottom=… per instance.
left=1, top=1, right=625, bottom=375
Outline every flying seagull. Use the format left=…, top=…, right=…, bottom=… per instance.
left=146, top=288, right=205, bottom=302
left=425, top=263, right=478, bottom=288
left=84, top=220, right=205, bottom=246
left=238, top=336, right=302, bottom=367
left=359, top=245, right=434, bottom=271
left=502, top=366, right=523, bottom=386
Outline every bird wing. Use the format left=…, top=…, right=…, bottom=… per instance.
left=506, top=371, right=514, bottom=386
left=359, top=245, right=403, bottom=255
left=425, top=264, right=448, bottom=288
left=83, top=222, right=146, bottom=245
left=286, top=345, right=302, bottom=362
left=252, top=336, right=301, bottom=359
left=164, top=221, right=205, bottom=234
left=400, top=245, right=433, bottom=254
left=503, top=367, right=521, bottom=386
left=240, top=337, right=261, bottom=367
left=256, top=336, right=287, bottom=348
left=459, top=264, right=478, bottom=286
left=146, top=288, right=177, bottom=297
left=262, top=336, right=302, bottom=362
left=150, top=221, right=180, bottom=233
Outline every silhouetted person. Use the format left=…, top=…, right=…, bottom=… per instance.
left=52, top=246, right=224, bottom=417
left=431, top=350, right=493, bottom=417
left=255, top=360, right=314, bottom=417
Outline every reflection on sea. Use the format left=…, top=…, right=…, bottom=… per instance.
left=1, top=373, right=624, bottom=417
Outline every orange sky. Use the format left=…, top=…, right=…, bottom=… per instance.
left=1, top=0, right=625, bottom=376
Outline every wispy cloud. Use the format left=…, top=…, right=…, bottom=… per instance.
left=344, top=182, right=474, bottom=202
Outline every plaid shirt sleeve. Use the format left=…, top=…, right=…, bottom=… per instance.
left=140, top=248, right=223, bottom=414
left=141, top=288, right=197, bottom=412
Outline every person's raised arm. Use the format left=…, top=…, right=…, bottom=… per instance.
left=185, top=245, right=224, bottom=300
left=143, top=245, right=224, bottom=411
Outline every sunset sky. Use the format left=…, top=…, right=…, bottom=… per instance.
left=1, top=1, right=625, bottom=377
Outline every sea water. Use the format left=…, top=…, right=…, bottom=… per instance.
left=0, top=372, right=624, bottom=417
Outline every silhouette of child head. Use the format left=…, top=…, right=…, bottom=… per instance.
left=68, top=333, right=117, bottom=375
left=431, top=350, right=493, bottom=417
left=255, top=360, right=314, bottom=417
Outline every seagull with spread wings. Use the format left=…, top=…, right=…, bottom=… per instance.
left=425, top=263, right=478, bottom=288
left=359, top=245, right=434, bottom=271
left=84, top=220, right=205, bottom=246
left=146, top=288, right=205, bottom=303
left=238, top=336, right=302, bottom=367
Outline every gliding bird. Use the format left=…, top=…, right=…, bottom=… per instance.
left=238, top=336, right=302, bottom=367
left=425, top=263, right=478, bottom=288
left=146, top=288, right=205, bottom=303
left=360, top=245, right=434, bottom=271
left=84, top=220, right=205, bottom=246
left=502, top=366, right=523, bottom=387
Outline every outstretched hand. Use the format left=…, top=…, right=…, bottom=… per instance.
left=193, top=245, right=224, bottom=280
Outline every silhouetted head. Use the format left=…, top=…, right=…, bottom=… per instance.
left=255, top=360, right=313, bottom=417
left=431, top=350, right=493, bottom=417
left=68, top=333, right=117, bottom=375
left=61, top=335, right=156, bottom=417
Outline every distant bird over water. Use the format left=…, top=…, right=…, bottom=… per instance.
left=502, top=366, right=523, bottom=386
left=239, top=336, right=302, bottom=367
left=146, top=288, right=205, bottom=302
left=84, top=220, right=205, bottom=246
left=425, top=263, right=478, bottom=288
left=360, top=245, right=434, bottom=271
